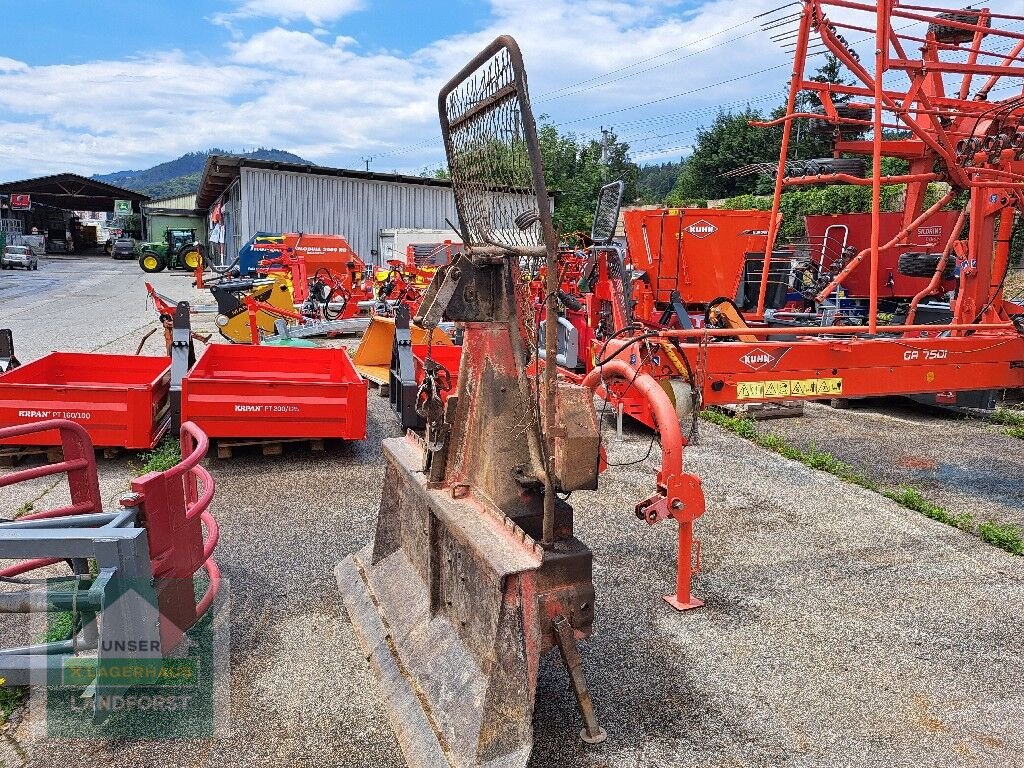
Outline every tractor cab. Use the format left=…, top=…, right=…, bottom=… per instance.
left=167, top=228, right=197, bottom=252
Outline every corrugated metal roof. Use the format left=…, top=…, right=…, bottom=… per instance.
left=143, top=193, right=197, bottom=210
left=196, top=154, right=454, bottom=210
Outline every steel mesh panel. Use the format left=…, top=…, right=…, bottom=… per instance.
left=591, top=181, right=624, bottom=245
left=440, top=40, right=545, bottom=250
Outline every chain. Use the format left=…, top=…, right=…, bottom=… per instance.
left=415, top=325, right=452, bottom=452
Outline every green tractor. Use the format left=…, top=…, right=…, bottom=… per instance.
left=139, top=228, right=204, bottom=273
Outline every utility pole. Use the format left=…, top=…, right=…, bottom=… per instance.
left=362, top=157, right=373, bottom=172
left=599, top=126, right=613, bottom=180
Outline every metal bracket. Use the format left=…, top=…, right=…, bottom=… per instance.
left=0, top=329, right=20, bottom=373
left=169, top=302, right=193, bottom=431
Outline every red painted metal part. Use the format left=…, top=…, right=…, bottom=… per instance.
left=130, top=420, right=220, bottom=649
left=755, top=0, right=1024, bottom=335
left=252, top=233, right=371, bottom=308
left=0, top=420, right=221, bottom=648
left=622, top=207, right=772, bottom=307
left=411, top=343, right=461, bottom=404
left=242, top=293, right=307, bottom=346
left=181, top=344, right=368, bottom=440
left=0, top=353, right=171, bottom=449
left=677, top=334, right=1024, bottom=406
left=0, top=419, right=103, bottom=578
left=803, top=210, right=961, bottom=299
left=145, top=282, right=177, bottom=317
left=581, top=360, right=705, bottom=610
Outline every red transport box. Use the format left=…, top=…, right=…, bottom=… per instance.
left=0, top=352, right=170, bottom=449
left=181, top=344, right=367, bottom=440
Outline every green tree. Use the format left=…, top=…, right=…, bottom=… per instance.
left=668, top=109, right=782, bottom=202
left=537, top=123, right=639, bottom=235
left=790, top=54, right=856, bottom=161
left=637, top=160, right=685, bottom=203
left=804, top=54, right=852, bottom=109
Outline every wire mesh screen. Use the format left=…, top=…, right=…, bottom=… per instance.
left=439, top=37, right=546, bottom=251
left=591, top=181, right=624, bottom=245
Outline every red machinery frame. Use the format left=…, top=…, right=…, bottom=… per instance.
left=0, top=419, right=220, bottom=648
left=561, top=1, right=1024, bottom=611
left=612, top=1, right=1024, bottom=410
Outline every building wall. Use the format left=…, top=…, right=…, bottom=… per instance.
left=145, top=213, right=206, bottom=243
left=240, top=167, right=463, bottom=266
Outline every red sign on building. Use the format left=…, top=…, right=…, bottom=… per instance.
left=9, top=194, right=30, bottom=210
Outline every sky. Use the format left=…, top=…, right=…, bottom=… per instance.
left=1, top=0, right=1012, bottom=182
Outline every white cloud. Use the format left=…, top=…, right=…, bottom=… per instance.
left=0, top=0, right=801, bottom=180
left=215, top=0, right=364, bottom=26
left=0, top=56, right=29, bottom=73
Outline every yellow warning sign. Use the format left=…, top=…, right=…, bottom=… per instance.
left=789, top=379, right=816, bottom=396
left=763, top=380, right=791, bottom=398
left=815, top=378, right=844, bottom=396
left=736, top=378, right=843, bottom=400
left=736, top=381, right=764, bottom=400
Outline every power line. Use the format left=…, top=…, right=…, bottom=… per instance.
left=377, top=7, right=794, bottom=159
left=535, top=16, right=763, bottom=100
left=535, top=27, right=764, bottom=103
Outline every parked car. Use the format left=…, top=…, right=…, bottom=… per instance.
left=1, top=245, right=39, bottom=270
left=111, top=237, right=138, bottom=260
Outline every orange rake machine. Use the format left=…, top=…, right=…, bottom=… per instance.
left=650, top=0, right=1024, bottom=408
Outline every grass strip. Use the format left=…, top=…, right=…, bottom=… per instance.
left=699, top=408, right=1022, bottom=556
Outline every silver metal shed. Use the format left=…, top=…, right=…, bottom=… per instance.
left=196, top=155, right=534, bottom=267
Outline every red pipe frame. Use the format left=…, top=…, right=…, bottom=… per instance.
left=582, top=360, right=705, bottom=611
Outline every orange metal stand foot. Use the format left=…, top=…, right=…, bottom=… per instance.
left=663, top=594, right=704, bottom=611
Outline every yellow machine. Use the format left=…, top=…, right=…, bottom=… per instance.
left=212, top=274, right=297, bottom=344
left=350, top=314, right=454, bottom=384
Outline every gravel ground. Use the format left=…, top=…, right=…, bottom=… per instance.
left=1, top=256, right=1022, bottom=768
left=736, top=399, right=1024, bottom=532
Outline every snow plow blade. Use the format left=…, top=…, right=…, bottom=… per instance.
left=337, top=436, right=594, bottom=768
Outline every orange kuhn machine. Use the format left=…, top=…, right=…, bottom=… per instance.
left=647, top=0, right=1024, bottom=410
left=546, top=1, right=1024, bottom=429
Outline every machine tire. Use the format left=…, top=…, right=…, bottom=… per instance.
left=804, top=158, right=867, bottom=177
left=897, top=252, right=955, bottom=279
left=139, top=252, right=166, bottom=273
left=181, top=248, right=203, bottom=271
left=929, top=12, right=981, bottom=44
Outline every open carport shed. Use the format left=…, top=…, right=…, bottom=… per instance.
left=0, top=173, right=149, bottom=251
left=0, top=173, right=149, bottom=213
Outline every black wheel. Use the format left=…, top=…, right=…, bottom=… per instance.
left=139, top=251, right=166, bottom=273
left=929, top=12, right=982, bottom=44
left=897, top=252, right=955, bottom=279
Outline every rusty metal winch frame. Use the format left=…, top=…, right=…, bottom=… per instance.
left=336, top=35, right=706, bottom=768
